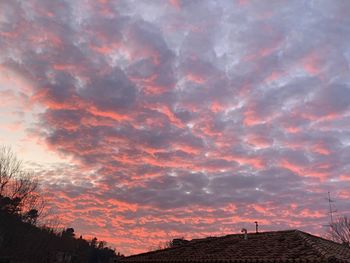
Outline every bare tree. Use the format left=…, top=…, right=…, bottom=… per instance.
left=0, top=146, right=39, bottom=217
left=0, top=146, right=22, bottom=196
left=328, top=216, right=350, bottom=245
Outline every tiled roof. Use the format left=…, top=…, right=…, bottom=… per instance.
left=122, top=230, right=350, bottom=263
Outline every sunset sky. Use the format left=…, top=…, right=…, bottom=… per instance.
left=1, top=0, right=350, bottom=255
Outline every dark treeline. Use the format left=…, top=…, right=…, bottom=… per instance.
left=0, top=203, right=121, bottom=262
left=0, top=147, right=123, bottom=263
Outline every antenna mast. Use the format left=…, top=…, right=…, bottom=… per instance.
left=327, top=191, right=336, bottom=225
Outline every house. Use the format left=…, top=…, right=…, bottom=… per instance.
left=121, top=230, right=350, bottom=263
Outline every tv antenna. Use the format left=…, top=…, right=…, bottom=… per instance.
left=327, top=191, right=337, bottom=225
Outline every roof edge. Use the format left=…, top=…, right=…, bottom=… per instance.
left=295, top=230, right=350, bottom=262
left=125, top=229, right=299, bottom=259
left=124, top=229, right=350, bottom=262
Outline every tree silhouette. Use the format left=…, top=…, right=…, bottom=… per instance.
left=62, top=227, right=75, bottom=239
left=329, top=216, right=350, bottom=245
left=22, top=209, right=39, bottom=224
left=0, top=146, right=121, bottom=262
left=0, top=146, right=39, bottom=216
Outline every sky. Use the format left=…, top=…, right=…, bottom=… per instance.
left=0, top=0, right=350, bottom=255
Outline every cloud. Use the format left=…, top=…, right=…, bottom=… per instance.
left=1, top=0, right=350, bottom=255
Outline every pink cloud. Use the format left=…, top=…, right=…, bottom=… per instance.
left=169, top=0, right=182, bottom=10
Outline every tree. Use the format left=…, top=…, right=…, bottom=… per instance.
left=90, top=237, right=98, bottom=248
left=0, top=146, right=39, bottom=216
left=0, top=146, right=21, bottom=195
left=62, top=227, right=75, bottom=239
left=329, top=216, right=350, bottom=245
left=23, top=209, right=39, bottom=225
left=0, top=196, right=21, bottom=214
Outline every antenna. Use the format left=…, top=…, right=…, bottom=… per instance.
left=327, top=191, right=337, bottom=225
left=322, top=192, right=337, bottom=241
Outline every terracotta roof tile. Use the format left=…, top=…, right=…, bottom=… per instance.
left=122, top=230, right=350, bottom=263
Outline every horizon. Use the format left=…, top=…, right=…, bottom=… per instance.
left=1, top=0, right=350, bottom=255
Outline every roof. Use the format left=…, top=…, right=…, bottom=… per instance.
left=122, top=230, right=350, bottom=263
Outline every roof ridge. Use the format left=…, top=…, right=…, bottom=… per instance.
left=125, top=230, right=297, bottom=259
left=295, top=230, right=339, bottom=260
left=123, top=229, right=350, bottom=262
